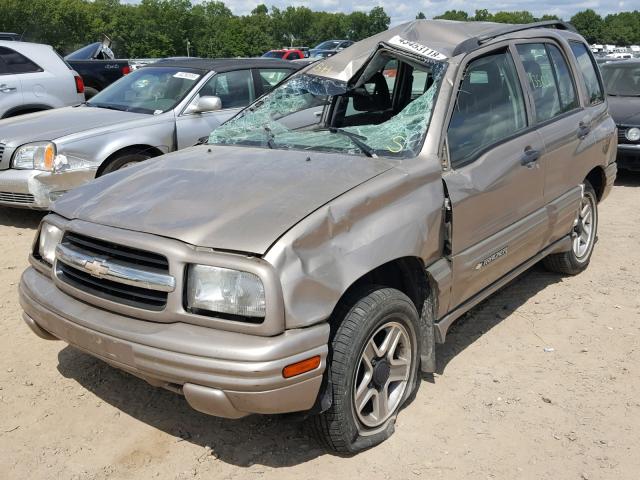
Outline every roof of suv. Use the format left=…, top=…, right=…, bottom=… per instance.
left=309, top=19, right=582, bottom=82
left=145, top=57, right=301, bottom=73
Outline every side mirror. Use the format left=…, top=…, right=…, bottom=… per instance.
left=186, top=96, right=222, bottom=114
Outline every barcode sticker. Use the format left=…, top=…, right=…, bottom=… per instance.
left=388, top=36, right=447, bottom=61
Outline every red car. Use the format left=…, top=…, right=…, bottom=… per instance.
left=262, top=49, right=305, bottom=61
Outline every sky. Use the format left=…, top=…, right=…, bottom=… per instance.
left=146, top=0, right=634, bottom=26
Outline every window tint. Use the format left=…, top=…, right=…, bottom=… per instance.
left=287, top=52, right=300, bottom=60
left=199, top=70, right=254, bottom=109
left=258, top=69, right=291, bottom=93
left=517, top=43, right=578, bottom=122
left=448, top=50, right=527, bottom=167
left=0, top=57, right=8, bottom=75
left=0, top=47, right=41, bottom=74
left=570, top=42, right=604, bottom=105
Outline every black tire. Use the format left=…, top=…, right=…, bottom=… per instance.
left=311, top=286, right=420, bottom=454
left=543, top=181, right=598, bottom=275
left=99, top=152, right=151, bottom=176
left=84, top=87, right=99, bottom=100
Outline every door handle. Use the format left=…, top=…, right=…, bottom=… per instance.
left=520, top=146, right=539, bottom=167
left=0, top=84, right=17, bottom=93
left=578, top=122, right=591, bottom=139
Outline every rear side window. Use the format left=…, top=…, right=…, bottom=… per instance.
left=0, top=57, right=8, bottom=75
left=257, top=69, right=291, bottom=93
left=287, top=52, right=300, bottom=60
left=516, top=43, right=578, bottom=122
left=570, top=42, right=604, bottom=105
left=448, top=50, right=527, bottom=167
left=0, top=47, right=42, bottom=74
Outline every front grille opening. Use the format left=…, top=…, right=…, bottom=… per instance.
left=57, top=262, right=167, bottom=311
left=0, top=192, right=35, bottom=204
left=64, top=232, right=169, bottom=270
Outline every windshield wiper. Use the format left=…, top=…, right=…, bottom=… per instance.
left=326, top=127, right=376, bottom=158
left=88, top=102, right=128, bottom=112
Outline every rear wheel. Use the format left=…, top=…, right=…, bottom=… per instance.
left=99, top=152, right=151, bottom=176
left=543, top=181, right=598, bottom=275
left=311, top=287, right=420, bottom=454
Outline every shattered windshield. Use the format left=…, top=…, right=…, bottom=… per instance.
left=209, top=55, right=445, bottom=158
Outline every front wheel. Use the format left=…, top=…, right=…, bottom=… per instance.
left=99, top=152, right=151, bottom=176
left=543, top=181, right=598, bottom=275
left=311, top=287, right=420, bottom=454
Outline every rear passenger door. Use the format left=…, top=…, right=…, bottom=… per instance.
left=443, top=47, right=546, bottom=308
left=176, top=69, right=255, bottom=148
left=514, top=41, right=585, bottom=245
left=0, top=48, right=24, bottom=118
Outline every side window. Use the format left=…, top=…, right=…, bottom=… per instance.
left=199, top=70, right=254, bottom=109
left=0, top=57, right=8, bottom=75
left=0, top=47, right=41, bottom=74
left=257, top=69, right=291, bottom=94
left=516, top=43, right=578, bottom=122
left=547, top=45, right=579, bottom=112
left=448, top=50, right=527, bottom=167
left=569, top=42, right=604, bottom=105
left=288, top=52, right=300, bottom=60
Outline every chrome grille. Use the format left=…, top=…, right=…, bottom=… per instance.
left=0, top=192, right=35, bottom=204
left=55, top=232, right=173, bottom=311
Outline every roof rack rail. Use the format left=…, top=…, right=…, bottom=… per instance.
left=453, top=20, right=577, bottom=57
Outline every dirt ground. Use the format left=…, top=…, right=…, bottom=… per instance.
left=0, top=173, right=639, bottom=480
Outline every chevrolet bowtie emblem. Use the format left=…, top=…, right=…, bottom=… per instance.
left=84, top=259, right=110, bottom=278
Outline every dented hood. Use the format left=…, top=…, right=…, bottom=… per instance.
left=53, top=145, right=395, bottom=254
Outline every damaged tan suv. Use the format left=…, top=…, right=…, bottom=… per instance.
left=19, top=20, right=617, bottom=453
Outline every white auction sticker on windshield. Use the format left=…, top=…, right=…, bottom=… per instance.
left=174, top=71, right=200, bottom=80
left=388, top=35, right=447, bottom=61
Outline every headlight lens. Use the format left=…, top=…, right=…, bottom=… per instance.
left=187, top=265, right=266, bottom=318
left=13, top=142, right=56, bottom=170
left=38, top=222, right=63, bottom=265
left=626, top=127, right=640, bottom=142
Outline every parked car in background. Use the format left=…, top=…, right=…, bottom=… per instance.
left=65, top=39, right=131, bottom=99
left=309, top=39, right=353, bottom=58
left=262, top=49, right=306, bottom=61
left=19, top=20, right=616, bottom=453
left=0, top=58, right=302, bottom=208
left=600, top=59, right=640, bottom=171
left=0, top=41, right=84, bottom=119
left=0, top=33, right=21, bottom=41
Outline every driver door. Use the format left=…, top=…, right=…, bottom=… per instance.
left=176, top=69, right=255, bottom=148
left=443, top=46, right=547, bottom=308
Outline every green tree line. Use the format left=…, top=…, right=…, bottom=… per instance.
left=430, top=9, right=640, bottom=45
left=0, top=0, right=390, bottom=57
left=1, top=1, right=639, bottom=59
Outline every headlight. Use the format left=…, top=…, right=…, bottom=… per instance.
left=186, top=265, right=266, bottom=318
left=13, top=142, right=56, bottom=170
left=626, top=127, right=640, bottom=142
left=38, top=222, right=63, bottom=265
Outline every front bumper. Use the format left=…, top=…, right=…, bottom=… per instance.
left=19, top=267, right=329, bottom=418
left=0, top=168, right=95, bottom=209
left=617, top=144, right=640, bottom=171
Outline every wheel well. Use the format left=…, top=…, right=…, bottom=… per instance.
left=2, top=105, right=50, bottom=118
left=586, top=167, right=605, bottom=202
left=96, top=145, right=164, bottom=177
left=334, top=257, right=431, bottom=322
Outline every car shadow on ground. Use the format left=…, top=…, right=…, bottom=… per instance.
left=56, top=263, right=563, bottom=467
left=0, top=207, right=46, bottom=228
left=614, top=169, right=640, bottom=187
left=434, top=264, right=563, bottom=375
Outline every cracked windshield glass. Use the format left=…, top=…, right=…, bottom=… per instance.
left=209, top=54, right=445, bottom=158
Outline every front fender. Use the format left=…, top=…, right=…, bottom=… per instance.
left=264, top=156, right=445, bottom=329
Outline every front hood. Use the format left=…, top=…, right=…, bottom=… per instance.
left=0, top=106, right=147, bottom=147
left=607, top=96, right=640, bottom=125
left=53, top=145, right=395, bottom=254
